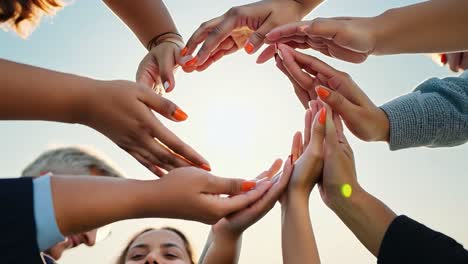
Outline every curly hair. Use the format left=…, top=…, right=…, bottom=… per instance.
left=0, top=0, right=63, bottom=37
left=116, top=228, right=196, bottom=264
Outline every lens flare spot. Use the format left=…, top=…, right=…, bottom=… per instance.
left=341, top=183, right=352, bottom=198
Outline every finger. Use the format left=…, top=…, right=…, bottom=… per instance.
left=129, top=151, right=153, bottom=172
left=185, top=16, right=224, bottom=55
left=325, top=40, right=367, bottom=64
left=280, top=44, right=339, bottom=77
left=460, top=52, right=468, bottom=70
left=158, top=49, right=177, bottom=93
left=256, top=44, right=276, bottom=64
left=142, top=90, right=187, bottom=122
left=196, top=44, right=238, bottom=72
left=207, top=176, right=258, bottom=195
left=265, top=21, right=310, bottom=42
left=212, top=37, right=237, bottom=55
left=303, top=108, right=313, bottom=148
left=196, top=16, right=237, bottom=65
left=151, top=165, right=166, bottom=177
left=136, top=55, right=158, bottom=89
left=314, top=85, right=360, bottom=120
left=214, top=179, right=273, bottom=216
left=323, top=104, right=339, bottom=149
left=256, top=159, right=283, bottom=180
left=333, top=112, right=347, bottom=145
left=245, top=20, right=273, bottom=54
left=304, top=105, right=326, bottom=157
left=447, top=52, right=462, bottom=72
left=142, top=134, right=190, bottom=169
left=290, top=131, right=302, bottom=162
left=275, top=55, right=310, bottom=108
left=279, top=44, right=317, bottom=91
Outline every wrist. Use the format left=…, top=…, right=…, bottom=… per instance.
left=281, top=191, right=309, bottom=213
left=69, top=77, right=100, bottom=126
left=371, top=9, right=397, bottom=56
left=327, top=183, right=366, bottom=213
left=212, top=225, right=242, bottom=244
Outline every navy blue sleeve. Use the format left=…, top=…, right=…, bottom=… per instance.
left=378, top=215, right=468, bottom=264
left=0, top=178, right=43, bottom=263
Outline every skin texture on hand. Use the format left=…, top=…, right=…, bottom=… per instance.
left=281, top=103, right=325, bottom=264
left=439, top=52, right=468, bottom=73
left=136, top=40, right=183, bottom=93
left=51, top=169, right=273, bottom=235
left=181, top=0, right=320, bottom=72
left=200, top=158, right=294, bottom=264
left=261, top=17, right=376, bottom=64
left=274, top=45, right=390, bottom=142
left=80, top=80, right=210, bottom=173
left=318, top=105, right=397, bottom=257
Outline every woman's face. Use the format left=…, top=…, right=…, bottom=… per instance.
left=125, top=230, right=191, bottom=264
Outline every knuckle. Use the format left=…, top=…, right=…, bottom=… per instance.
left=226, top=7, right=242, bottom=17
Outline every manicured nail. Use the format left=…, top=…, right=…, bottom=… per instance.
left=184, top=56, right=198, bottom=67
left=199, top=163, right=211, bottom=171
left=244, top=42, right=255, bottom=54
left=163, top=81, right=170, bottom=91
left=172, top=108, right=188, bottom=121
left=440, top=54, right=447, bottom=65
left=316, top=86, right=330, bottom=98
left=241, top=181, right=257, bottom=192
left=180, top=47, right=188, bottom=56
left=319, top=107, right=327, bottom=124
left=277, top=48, right=284, bottom=60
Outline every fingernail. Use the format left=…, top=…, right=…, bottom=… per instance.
left=172, top=108, right=188, bottom=121
left=184, top=56, right=198, bottom=67
left=199, top=163, right=211, bottom=171
left=163, top=81, right=170, bottom=91
left=440, top=54, right=447, bottom=65
left=180, top=47, right=188, bottom=56
left=316, top=86, right=330, bottom=98
left=241, top=181, right=257, bottom=192
left=277, top=48, right=284, bottom=60
left=308, top=100, right=314, bottom=109
left=319, top=107, right=327, bottom=124
left=244, top=42, right=255, bottom=54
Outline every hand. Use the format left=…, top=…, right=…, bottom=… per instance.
left=439, top=52, right=468, bottom=72
left=318, top=105, right=360, bottom=209
left=79, top=80, right=210, bottom=175
left=181, top=0, right=309, bottom=72
left=212, top=157, right=293, bottom=238
left=276, top=45, right=389, bottom=142
left=136, top=39, right=184, bottom=93
left=283, top=100, right=326, bottom=201
left=154, top=166, right=274, bottom=224
left=260, top=17, right=377, bottom=64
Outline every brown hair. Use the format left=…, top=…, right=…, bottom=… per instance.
left=116, top=228, right=196, bottom=264
left=0, top=0, right=63, bottom=37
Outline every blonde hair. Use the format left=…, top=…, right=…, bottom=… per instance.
left=0, top=0, right=63, bottom=37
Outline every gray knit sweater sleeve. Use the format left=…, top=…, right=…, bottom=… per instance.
left=380, top=72, right=468, bottom=151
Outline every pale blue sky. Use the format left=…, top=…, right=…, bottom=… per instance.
left=1, top=1, right=467, bottom=263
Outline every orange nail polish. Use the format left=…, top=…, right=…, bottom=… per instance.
left=244, top=42, right=255, bottom=54
left=172, top=108, right=188, bottom=121
left=184, top=56, right=198, bottom=67
left=316, top=86, right=330, bottom=98
left=180, top=47, right=188, bottom=56
left=241, top=181, right=256, bottom=192
left=440, top=54, right=447, bottom=65
left=319, top=107, right=326, bottom=124
left=200, top=163, right=211, bottom=171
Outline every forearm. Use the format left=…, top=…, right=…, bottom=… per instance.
left=0, top=59, right=93, bottom=124
left=329, top=187, right=396, bottom=257
left=281, top=192, right=320, bottom=264
left=380, top=76, right=468, bottom=150
left=103, top=0, right=180, bottom=49
left=372, top=0, right=468, bottom=55
left=51, top=176, right=158, bottom=236
left=199, top=228, right=241, bottom=264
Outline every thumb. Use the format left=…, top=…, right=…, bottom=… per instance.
left=158, top=52, right=177, bottom=93
left=244, top=21, right=273, bottom=54
left=315, top=85, right=359, bottom=117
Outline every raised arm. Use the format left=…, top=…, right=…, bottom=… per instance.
left=0, top=58, right=210, bottom=173
left=318, top=106, right=468, bottom=263
left=275, top=45, right=468, bottom=150
left=263, top=0, right=468, bottom=63
left=200, top=158, right=294, bottom=264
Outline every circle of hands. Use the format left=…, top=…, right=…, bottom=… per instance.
left=92, top=1, right=463, bottom=228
